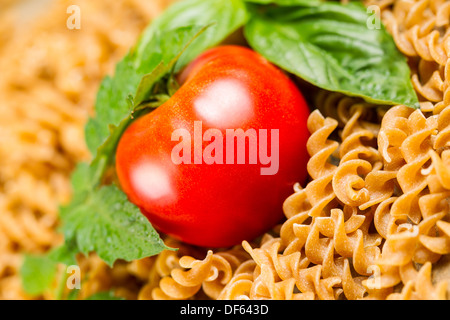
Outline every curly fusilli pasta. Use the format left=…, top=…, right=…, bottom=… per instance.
left=2, top=0, right=449, bottom=301
left=0, top=0, right=175, bottom=300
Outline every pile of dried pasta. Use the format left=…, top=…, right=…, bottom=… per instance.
left=0, top=0, right=173, bottom=299
left=0, top=0, right=449, bottom=300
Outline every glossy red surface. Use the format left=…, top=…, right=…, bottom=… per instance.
left=115, top=46, right=310, bottom=247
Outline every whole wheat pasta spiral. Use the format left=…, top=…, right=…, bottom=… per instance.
left=150, top=105, right=392, bottom=300
left=1, top=0, right=449, bottom=300
left=150, top=248, right=250, bottom=300
left=332, top=103, right=382, bottom=207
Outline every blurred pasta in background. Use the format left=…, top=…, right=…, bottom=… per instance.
left=0, top=0, right=173, bottom=299
left=0, top=0, right=449, bottom=300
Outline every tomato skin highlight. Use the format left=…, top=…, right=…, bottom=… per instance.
left=115, top=45, right=310, bottom=248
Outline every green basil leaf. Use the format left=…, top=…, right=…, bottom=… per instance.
left=20, top=240, right=79, bottom=297
left=85, top=291, right=125, bottom=300
left=133, top=24, right=211, bottom=108
left=244, top=0, right=322, bottom=6
left=63, top=184, right=171, bottom=267
left=135, top=0, right=248, bottom=72
left=60, top=163, right=172, bottom=267
left=21, top=254, right=58, bottom=296
left=244, top=2, right=419, bottom=108
left=48, top=245, right=78, bottom=267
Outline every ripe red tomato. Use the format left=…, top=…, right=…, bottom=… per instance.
left=115, top=45, right=310, bottom=248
